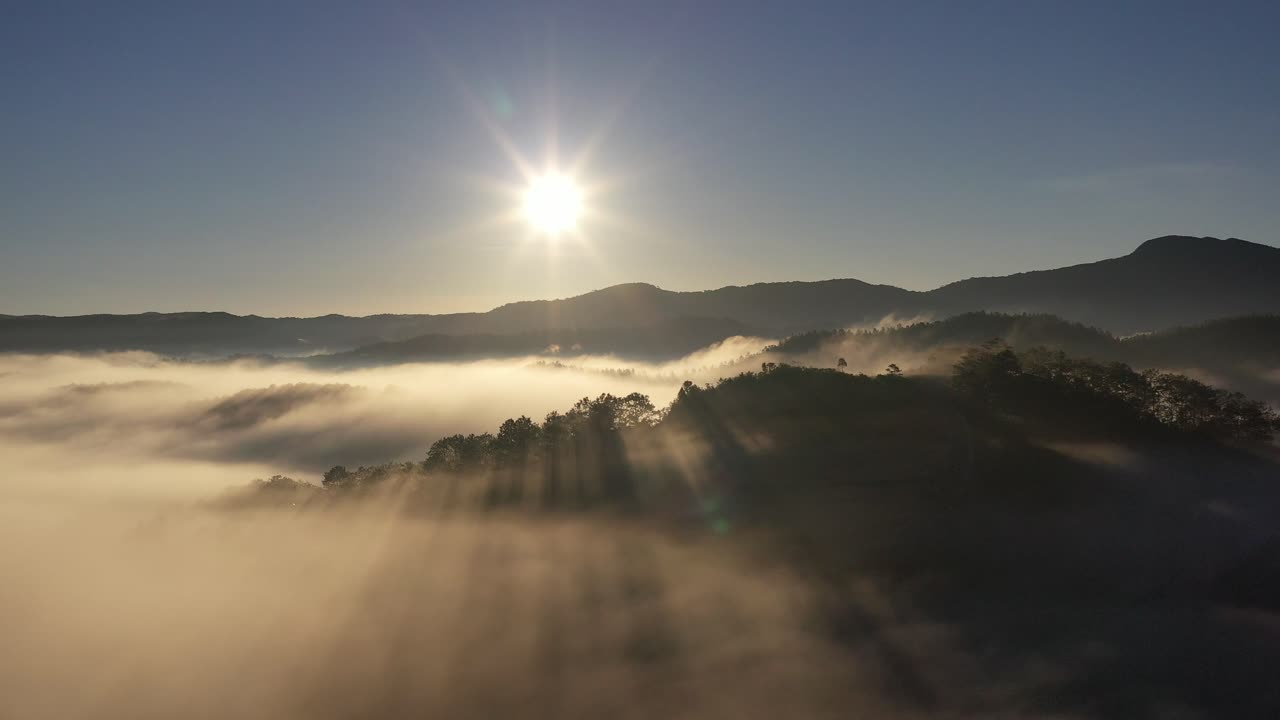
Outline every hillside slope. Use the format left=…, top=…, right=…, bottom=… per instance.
left=924, top=236, right=1280, bottom=333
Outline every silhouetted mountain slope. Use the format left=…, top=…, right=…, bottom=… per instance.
left=767, top=312, right=1121, bottom=361
left=924, top=236, right=1280, bottom=334
left=478, top=279, right=917, bottom=337
left=1124, top=315, right=1280, bottom=368
left=0, top=311, right=455, bottom=356
left=767, top=311, right=1280, bottom=368
left=2, top=235, right=1276, bottom=356
left=308, top=317, right=756, bottom=367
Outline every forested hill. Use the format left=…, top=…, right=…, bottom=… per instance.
left=241, top=349, right=1280, bottom=511
left=767, top=313, right=1280, bottom=365
left=756, top=312, right=1280, bottom=407
left=229, top=350, right=1280, bottom=717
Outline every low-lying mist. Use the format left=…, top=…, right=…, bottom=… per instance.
left=1, top=499, right=898, bottom=720
left=6, top=336, right=1280, bottom=718
left=0, top=343, right=961, bottom=719
left=0, top=351, right=706, bottom=498
left=0, top=345, right=853, bottom=718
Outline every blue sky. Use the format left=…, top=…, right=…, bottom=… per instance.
left=3, top=0, right=1278, bottom=315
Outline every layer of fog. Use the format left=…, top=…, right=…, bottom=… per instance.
left=534, top=334, right=774, bottom=377
left=547, top=328, right=953, bottom=384
left=0, top=352, right=702, bottom=499
left=0, top=344, right=892, bottom=718
left=5, top=498, right=959, bottom=719
left=4, top=338, right=1277, bottom=717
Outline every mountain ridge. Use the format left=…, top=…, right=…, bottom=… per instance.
left=3, top=235, right=1277, bottom=355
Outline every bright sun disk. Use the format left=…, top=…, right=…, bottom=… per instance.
left=523, top=174, right=582, bottom=236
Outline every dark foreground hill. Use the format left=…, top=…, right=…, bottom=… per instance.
left=228, top=355, right=1280, bottom=717
left=3, top=235, right=1277, bottom=357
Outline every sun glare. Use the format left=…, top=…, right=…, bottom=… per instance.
left=523, top=174, right=583, bottom=236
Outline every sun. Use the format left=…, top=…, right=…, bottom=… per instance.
left=522, top=174, right=583, bottom=236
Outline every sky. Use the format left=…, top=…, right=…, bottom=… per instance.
left=3, top=0, right=1279, bottom=316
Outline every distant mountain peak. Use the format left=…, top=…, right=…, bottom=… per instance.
left=1130, top=235, right=1267, bottom=257
left=585, top=282, right=665, bottom=297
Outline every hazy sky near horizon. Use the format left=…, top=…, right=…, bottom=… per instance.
left=4, top=0, right=1279, bottom=316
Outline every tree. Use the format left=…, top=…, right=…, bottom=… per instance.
left=259, top=474, right=305, bottom=491
left=836, top=357, right=848, bottom=372
left=1147, top=372, right=1220, bottom=430
left=953, top=339, right=1021, bottom=399
left=494, top=415, right=541, bottom=466
left=541, top=411, right=572, bottom=447
left=1215, top=390, right=1280, bottom=442
left=322, top=465, right=350, bottom=487
left=614, top=392, right=659, bottom=428
left=424, top=433, right=495, bottom=473
left=565, top=392, right=659, bottom=433
left=884, top=363, right=901, bottom=376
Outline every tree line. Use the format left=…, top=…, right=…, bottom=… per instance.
left=954, top=340, right=1279, bottom=442
left=317, top=392, right=662, bottom=505
left=241, top=340, right=1277, bottom=507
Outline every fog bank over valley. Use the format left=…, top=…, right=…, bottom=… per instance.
left=0, top=351, right=711, bottom=499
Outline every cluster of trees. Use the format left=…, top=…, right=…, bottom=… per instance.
left=668, top=362, right=920, bottom=430
left=418, top=392, right=661, bottom=475
left=317, top=392, right=662, bottom=505
left=320, top=462, right=417, bottom=490
left=954, top=340, right=1279, bottom=442
left=530, top=360, right=639, bottom=378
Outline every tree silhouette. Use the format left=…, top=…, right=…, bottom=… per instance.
left=953, top=339, right=1021, bottom=401
left=957, top=341, right=1278, bottom=442
left=494, top=415, right=541, bottom=466
left=424, top=433, right=495, bottom=473
left=322, top=465, right=349, bottom=487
